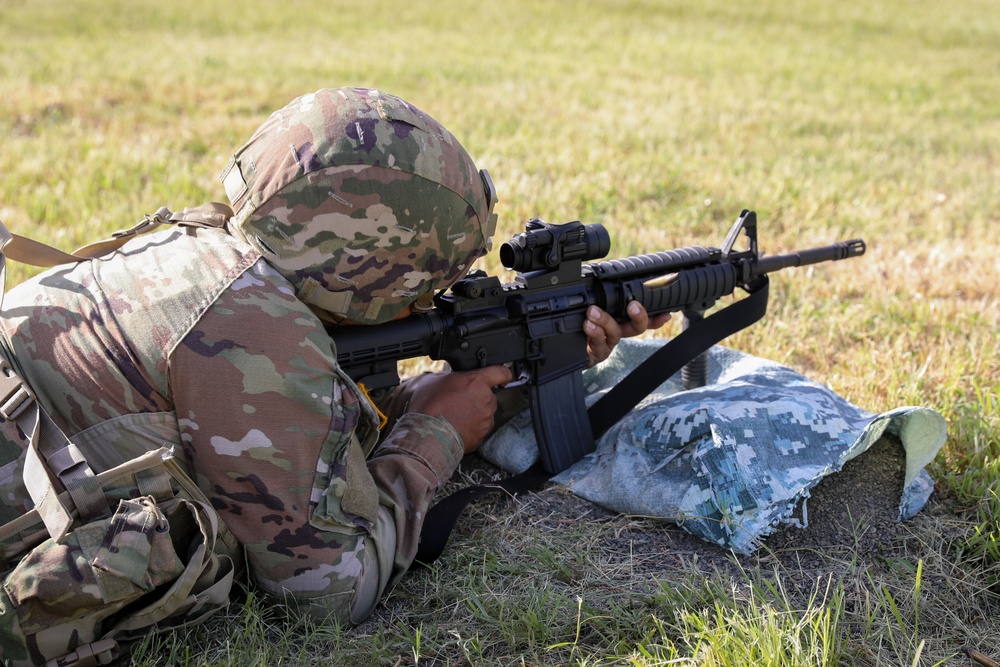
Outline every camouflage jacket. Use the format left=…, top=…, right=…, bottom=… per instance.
left=0, top=226, right=464, bottom=624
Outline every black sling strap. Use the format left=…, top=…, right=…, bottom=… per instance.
left=588, top=278, right=770, bottom=439
left=415, top=279, right=770, bottom=565
left=415, top=463, right=550, bottom=564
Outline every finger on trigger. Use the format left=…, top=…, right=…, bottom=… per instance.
left=479, top=364, right=513, bottom=388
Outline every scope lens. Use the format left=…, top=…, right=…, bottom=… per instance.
left=499, top=242, right=520, bottom=269
left=584, top=224, right=611, bottom=260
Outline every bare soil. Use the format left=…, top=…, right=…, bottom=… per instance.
left=449, top=434, right=972, bottom=606
left=459, top=434, right=917, bottom=568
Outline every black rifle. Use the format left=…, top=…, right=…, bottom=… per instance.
left=329, top=209, right=865, bottom=474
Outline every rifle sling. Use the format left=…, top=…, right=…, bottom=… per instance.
left=588, top=277, right=770, bottom=439
left=415, top=278, right=770, bottom=565
left=415, top=463, right=550, bottom=565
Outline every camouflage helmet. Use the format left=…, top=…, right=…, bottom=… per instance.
left=219, top=87, right=497, bottom=324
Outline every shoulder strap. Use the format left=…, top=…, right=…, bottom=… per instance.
left=2, top=202, right=234, bottom=268
left=0, top=219, right=109, bottom=539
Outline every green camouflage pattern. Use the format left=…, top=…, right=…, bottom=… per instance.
left=1, top=496, right=182, bottom=664
left=222, top=87, right=493, bottom=324
left=0, top=226, right=465, bottom=659
left=0, top=448, right=235, bottom=667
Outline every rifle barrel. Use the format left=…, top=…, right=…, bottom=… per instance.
left=755, top=239, right=865, bottom=274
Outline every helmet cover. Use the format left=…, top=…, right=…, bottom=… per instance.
left=220, top=87, right=496, bottom=324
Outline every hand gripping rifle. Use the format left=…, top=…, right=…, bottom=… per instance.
left=329, top=209, right=865, bottom=474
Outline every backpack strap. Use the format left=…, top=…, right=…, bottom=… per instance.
left=0, top=220, right=111, bottom=538
left=2, top=202, right=234, bottom=268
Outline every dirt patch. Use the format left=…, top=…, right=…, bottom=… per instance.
left=452, top=434, right=954, bottom=589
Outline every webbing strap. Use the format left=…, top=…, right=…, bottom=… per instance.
left=15, top=382, right=104, bottom=538
left=2, top=202, right=234, bottom=268
left=2, top=234, right=82, bottom=268
left=20, top=413, right=74, bottom=538
left=135, top=466, right=176, bottom=502
left=415, top=279, right=770, bottom=565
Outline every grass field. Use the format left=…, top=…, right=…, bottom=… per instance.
left=1, top=0, right=998, bottom=664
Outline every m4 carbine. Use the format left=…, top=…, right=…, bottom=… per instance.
left=329, top=209, right=866, bottom=474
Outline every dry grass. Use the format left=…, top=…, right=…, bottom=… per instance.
left=1, top=0, right=998, bottom=664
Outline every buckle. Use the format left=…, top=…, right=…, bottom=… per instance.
left=0, top=358, right=34, bottom=421
left=45, top=639, right=120, bottom=667
left=112, top=207, right=172, bottom=239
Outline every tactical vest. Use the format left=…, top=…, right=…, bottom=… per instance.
left=0, top=204, right=241, bottom=667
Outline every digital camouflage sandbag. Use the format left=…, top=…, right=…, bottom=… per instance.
left=0, top=214, right=240, bottom=667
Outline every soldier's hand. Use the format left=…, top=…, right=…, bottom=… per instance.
left=584, top=302, right=672, bottom=367
left=406, top=365, right=513, bottom=453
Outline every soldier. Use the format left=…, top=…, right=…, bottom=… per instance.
left=0, top=88, right=666, bottom=625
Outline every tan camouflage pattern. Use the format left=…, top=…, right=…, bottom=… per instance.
left=0, top=227, right=465, bottom=643
left=222, top=87, right=492, bottom=324
left=0, top=446, right=237, bottom=666
left=2, top=496, right=182, bottom=665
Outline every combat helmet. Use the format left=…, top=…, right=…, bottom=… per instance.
left=220, top=87, right=497, bottom=324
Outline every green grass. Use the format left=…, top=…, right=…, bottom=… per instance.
left=2, top=0, right=998, bottom=664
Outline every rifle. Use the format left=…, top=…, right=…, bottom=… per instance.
left=329, top=209, right=866, bottom=474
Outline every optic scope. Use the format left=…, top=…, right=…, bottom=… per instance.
left=500, top=218, right=611, bottom=272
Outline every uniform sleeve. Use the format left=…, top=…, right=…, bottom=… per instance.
left=168, top=260, right=463, bottom=624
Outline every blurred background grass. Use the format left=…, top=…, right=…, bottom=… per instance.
left=1, top=0, right=998, bottom=663
left=3, top=0, right=994, bottom=436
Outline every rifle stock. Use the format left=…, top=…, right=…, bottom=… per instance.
left=328, top=209, right=866, bottom=473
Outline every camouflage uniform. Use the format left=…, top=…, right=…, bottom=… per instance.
left=0, top=226, right=462, bottom=623
left=0, top=88, right=496, bottom=625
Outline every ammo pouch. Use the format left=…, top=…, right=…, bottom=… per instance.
left=0, top=217, right=241, bottom=666
left=0, top=442, right=241, bottom=667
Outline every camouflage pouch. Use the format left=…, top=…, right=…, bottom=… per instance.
left=0, top=447, right=240, bottom=667
left=0, top=213, right=241, bottom=666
